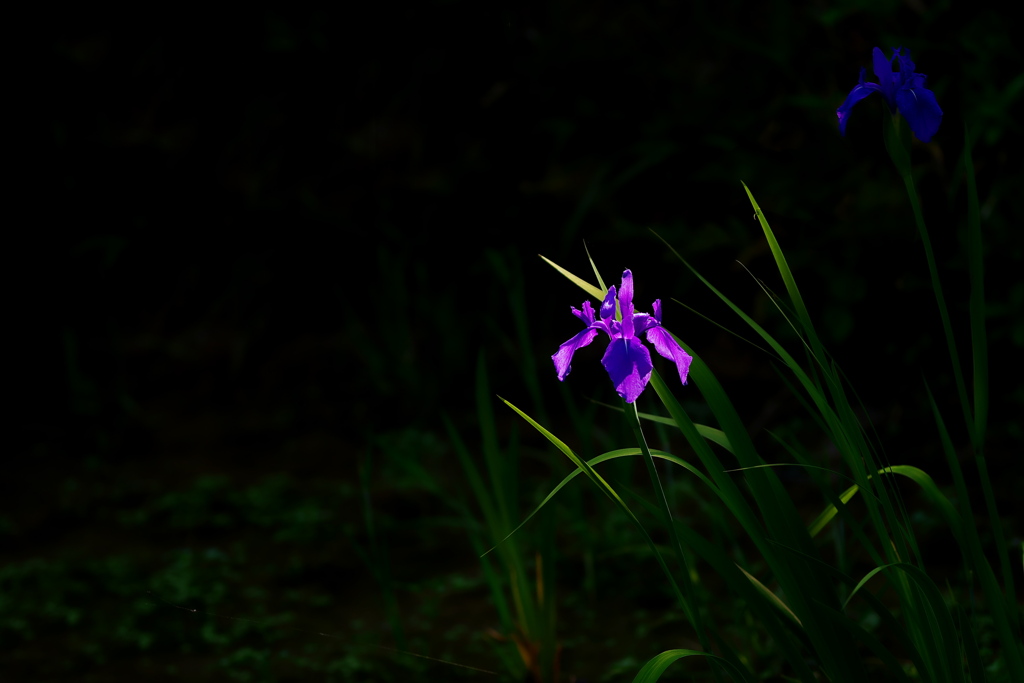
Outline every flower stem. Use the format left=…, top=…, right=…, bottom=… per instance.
left=623, top=400, right=709, bottom=645
left=882, top=114, right=975, bottom=444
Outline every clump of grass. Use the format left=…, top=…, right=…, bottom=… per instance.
left=489, top=119, right=1020, bottom=681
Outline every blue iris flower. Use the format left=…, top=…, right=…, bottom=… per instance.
left=837, top=47, right=942, bottom=142
left=552, top=269, right=692, bottom=404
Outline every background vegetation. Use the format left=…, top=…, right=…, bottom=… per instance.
left=9, top=1, right=1021, bottom=680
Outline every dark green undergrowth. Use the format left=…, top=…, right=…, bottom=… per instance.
left=14, top=0, right=1023, bottom=680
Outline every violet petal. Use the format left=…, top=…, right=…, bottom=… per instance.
left=552, top=327, right=600, bottom=381
left=646, top=326, right=693, bottom=386
left=601, top=336, right=653, bottom=404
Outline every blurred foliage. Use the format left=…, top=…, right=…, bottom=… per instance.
left=32, top=1, right=1022, bottom=433
left=8, top=0, right=1022, bottom=679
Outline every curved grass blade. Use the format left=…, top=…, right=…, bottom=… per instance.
left=766, top=538, right=930, bottom=681
left=803, top=465, right=962, bottom=543
left=482, top=447, right=717, bottom=557
left=647, top=369, right=764, bottom=546
left=735, top=564, right=802, bottom=627
left=845, top=562, right=966, bottom=683
left=928, top=387, right=1024, bottom=678
left=742, top=182, right=816, bottom=342
left=498, top=398, right=693, bottom=619
left=655, top=229, right=910, bottom=577
left=666, top=517, right=819, bottom=683
left=591, top=399, right=733, bottom=453
left=623, top=480, right=810, bottom=644
left=652, top=233, right=842, bottom=438
left=631, top=649, right=753, bottom=683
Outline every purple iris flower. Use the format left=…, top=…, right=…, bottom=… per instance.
left=837, top=47, right=942, bottom=142
left=552, top=269, right=692, bottom=404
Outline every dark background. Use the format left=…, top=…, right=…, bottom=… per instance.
left=9, top=1, right=1022, bottom=681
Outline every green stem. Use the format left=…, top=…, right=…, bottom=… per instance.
left=624, top=400, right=709, bottom=646
left=882, top=114, right=975, bottom=446
left=886, top=116, right=1023, bottom=671
left=962, top=129, right=1016, bottom=627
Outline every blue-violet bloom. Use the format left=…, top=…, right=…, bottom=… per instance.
left=837, top=46, right=942, bottom=142
left=552, top=269, right=692, bottom=404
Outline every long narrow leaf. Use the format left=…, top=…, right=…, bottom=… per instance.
left=499, top=398, right=693, bottom=616
left=483, top=447, right=717, bottom=557
left=539, top=254, right=605, bottom=301
left=592, top=400, right=733, bottom=452
left=962, top=127, right=1017, bottom=635
left=803, top=465, right=962, bottom=544
left=927, top=389, right=1024, bottom=679
left=846, top=562, right=967, bottom=683
left=735, top=565, right=802, bottom=627
left=631, top=649, right=752, bottom=683
left=742, top=182, right=815, bottom=339
left=963, top=126, right=988, bottom=447
left=584, top=242, right=608, bottom=294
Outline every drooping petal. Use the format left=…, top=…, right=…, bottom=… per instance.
left=618, top=270, right=635, bottom=338
left=895, top=75, right=943, bottom=142
left=552, top=327, right=600, bottom=381
left=837, top=78, right=882, bottom=135
left=646, top=327, right=693, bottom=386
left=601, top=336, right=653, bottom=403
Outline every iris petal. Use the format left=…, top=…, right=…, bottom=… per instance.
left=895, top=49, right=917, bottom=84
left=895, top=79, right=943, bottom=143
left=600, top=286, right=617, bottom=321
left=601, top=336, right=653, bottom=404
left=552, top=327, right=600, bottom=381
left=571, top=301, right=596, bottom=325
left=872, top=47, right=897, bottom=107
left=652, top=299, right=663, bottom=323
left=837, top=82, right=881, bottom=135
left=646, top=327, right=693, bottom=386
left=619, top=270, right=635, bottom=338
left=552, top=271, right=691, bottom=402
left=838, top=46, right=941, bottom=141
left=633, top=312, right=654, bottom=335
